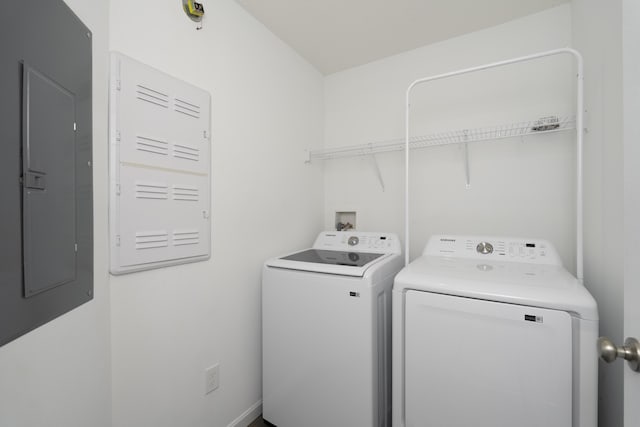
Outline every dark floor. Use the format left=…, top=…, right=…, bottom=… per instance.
left=248, top=415, right=267, bottom=427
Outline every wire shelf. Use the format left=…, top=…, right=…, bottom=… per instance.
left=308, top=116, right=576, bottom=162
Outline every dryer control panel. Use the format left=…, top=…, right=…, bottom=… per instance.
left=313, top=231, right=402, bottom=254
left=423, top=235, right=562, bottom=265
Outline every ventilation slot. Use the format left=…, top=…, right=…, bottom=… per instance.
left=173, top=185, right=199, bottom=201
left=377, top=292, right=390, bottom=426
left=174, top=98, right=201, bottom=119
left=136, top=84, right=169, bottom=109
left=174, top=144, right=199, bottom=161
left=135, top=231, right=169, bottom=249
left=135, top=182, right=169, bottom=200
left=136, top=135, right=169, bottom=156
left=173, top=230, right=199, bottom=246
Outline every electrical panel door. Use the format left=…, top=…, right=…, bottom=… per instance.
left=0, top=0, right=93, bottom=347
left=22, top=64, right=78, bottom=297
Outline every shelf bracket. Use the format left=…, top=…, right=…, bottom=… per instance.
left=463, top=142, right=471, bottom=189
left=370, top=153, right=385, bottom=192
left=462, top=130, right=471, bottom=189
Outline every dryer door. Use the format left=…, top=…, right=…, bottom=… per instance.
left=404, top=290, right=572, bottom=427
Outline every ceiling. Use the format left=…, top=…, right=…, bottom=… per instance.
left=235, top=0, right=569, bottom=75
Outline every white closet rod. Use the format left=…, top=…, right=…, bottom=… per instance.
left=404, top=47, right=584, bottom=283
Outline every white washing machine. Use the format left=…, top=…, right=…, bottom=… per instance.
left=392, top=235, right=598, bottom=427
left=262, top=231, right=403, bottom=427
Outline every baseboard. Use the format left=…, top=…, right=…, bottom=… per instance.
left=227, top=400, right=262, bottom=427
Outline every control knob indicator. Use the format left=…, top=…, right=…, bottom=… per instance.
left=476, top=242, right=494, bottom=255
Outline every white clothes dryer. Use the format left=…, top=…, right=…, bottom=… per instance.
left=392, top=235, right=598, bottom=427
left=262, top=231, right=403, bottom=427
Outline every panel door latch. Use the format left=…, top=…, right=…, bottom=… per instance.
left=24, top=172, right=46, bottom=190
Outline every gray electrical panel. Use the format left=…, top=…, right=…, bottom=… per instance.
left=0, top=0, right=93, bottom=346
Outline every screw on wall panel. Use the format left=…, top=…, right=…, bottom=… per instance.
left=88, top=161, right=92, bottom=167
left=87, top=32, right=91, bottom=38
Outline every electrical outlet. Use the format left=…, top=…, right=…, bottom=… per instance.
left=205, top=364, right=220, bottom=395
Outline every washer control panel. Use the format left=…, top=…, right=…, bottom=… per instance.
left=313, top=231, right=402, bottom=254
left=424, top=235, right=562, bottom=266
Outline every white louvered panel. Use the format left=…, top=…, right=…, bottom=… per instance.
left=174, top=98, right=201, bottom=119
left=114, top=53, right=209, bottom=175
left=135, top=181, right=169, bottom=200
left=110, top=53, right=211, bottom=274
left=136, top=84, right=169, bottom=109
left=173, top=185, right=199, bottom=201
left=115, top=164, right=209, bottom=269
left=173, top=143, right=199, bottom=162
left=136, top=135, right=169, bottom=156
left=135, top=231, right=169, bottom=249
left=173, top=230, right=199, bottom=246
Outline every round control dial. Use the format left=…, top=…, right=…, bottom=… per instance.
left=476, top=242, right=494, bottom=255
left=347, top=236, right=359, bottom=246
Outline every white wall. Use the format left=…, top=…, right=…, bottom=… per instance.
left=108, top=1, right=324, bottom=426
left=623, top=0, right=640, bottom=421
left=0, top=0, right=112, bottom=426
left=572, top=1, right=624, bottom=426
left=323, top=6, right=578, bottom=269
